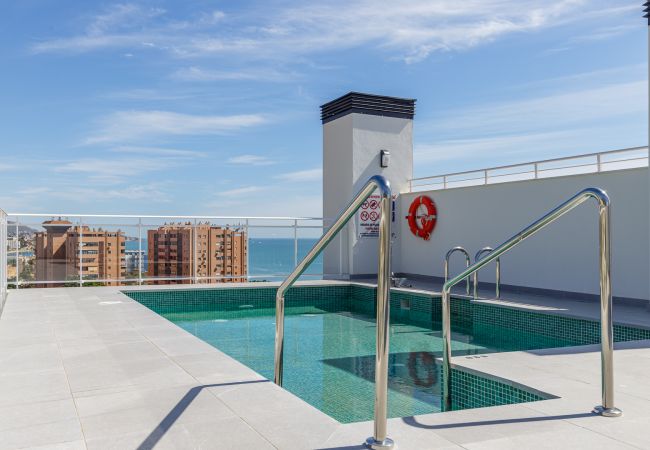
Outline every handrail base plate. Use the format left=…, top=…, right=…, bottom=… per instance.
left=365, top=437, right=396, bottom=449
left=593, top=405, right=623, bottom=417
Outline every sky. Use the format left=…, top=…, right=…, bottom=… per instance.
left=0, top=0, right=647, bottom=218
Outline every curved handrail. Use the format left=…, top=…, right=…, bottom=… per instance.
left=444, top=247, right=471, bottom=296
left=473, top=247, right=501, bottom=299
left=274, top=175, right=395, bottom=449
left=441, top=188, right=621, bottom=418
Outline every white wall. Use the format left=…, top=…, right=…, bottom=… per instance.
left=323, top=115, right=354, bottom=277
left=323, top=112, right=413, bottom=276
left=395, top=168, right=649, bottom=301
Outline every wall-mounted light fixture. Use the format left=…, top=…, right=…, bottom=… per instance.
left=380, top=149, right=390, bottom=168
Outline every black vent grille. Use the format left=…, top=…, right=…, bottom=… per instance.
left=320, top=92, right=416, bottom=123
left=645, top=1, right=649, bottom=24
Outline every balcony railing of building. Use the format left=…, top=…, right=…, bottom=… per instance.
left=409, top=146, right=648, bottom=192
left=2, top=214, right=345, bottom=288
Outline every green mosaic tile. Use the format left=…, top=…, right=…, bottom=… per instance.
left=123, top=284, right=650, bottom=424
left=449, top=369, right=546, bottom=410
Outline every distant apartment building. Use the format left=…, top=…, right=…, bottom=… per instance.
left=147, top=223, right=247, bottom=284
left=35, top=219, right=126, bottom=286
left=124, top=249, right=145, bottom=276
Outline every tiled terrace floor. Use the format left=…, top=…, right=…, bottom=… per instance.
left=0, top=282, right=649, bottom=449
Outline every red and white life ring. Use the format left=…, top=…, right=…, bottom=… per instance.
left=406, top=196, right=437, bottom=240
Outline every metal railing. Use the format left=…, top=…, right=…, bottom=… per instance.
left=473, top=247, right=500, bottom=299
left=0, top=209, right=7, bottom=312
left=5, top=213, right=338, bottom=287
left=444, top=247, right=470, bottom=296
left=410, top=146, right=648, bottom=192
left=441, top=187, right=622, bottom=418
left=273, top=175, right=395, bottom=450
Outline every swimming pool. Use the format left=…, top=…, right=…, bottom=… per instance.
left=125, top=285, right=650, bottom=423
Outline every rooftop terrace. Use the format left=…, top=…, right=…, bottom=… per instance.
left=0, top=281, right=649, bottom=449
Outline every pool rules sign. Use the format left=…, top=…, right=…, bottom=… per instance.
left=357, top=195, right=397, bottom=238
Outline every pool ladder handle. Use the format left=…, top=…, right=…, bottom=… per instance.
left=444, top=247, right=471, bottom=296
left=473, top=247, right=500, bottom=300
left=273, top=175, right=396, bottom=450
left=441, top=187, right=622, bottom=418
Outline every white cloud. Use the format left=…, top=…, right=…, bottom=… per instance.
left=571, top=24, right=639, bottom=43
left=227, top=155, right=275, bottom=166
left=427, top=80, right=646, bottom=136
left=100, top=88, right=193, bottom=101
left=217, top=186, right=264, bottom=197
left=110, top=146, right=206, bottom=158
left=30, top=0, right=628, bottom=63
left=86, top=4, right=165, bottom=36
left=171, top=66, right=295, bottom=82
left=415, top=77, right=647, bottom=173
left=275, top=168, right=322, bottom=182
left=85, top=110, right=267, bottom=144
left=208, top=194, right=323, bottom=219
left=53, top=157, right=182, bottom=185
left=15, top=182, right=172, bottom=205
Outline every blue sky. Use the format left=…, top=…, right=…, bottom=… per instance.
left=0, top=0, right=646, bottom=217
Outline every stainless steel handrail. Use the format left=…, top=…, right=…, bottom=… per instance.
left=473, top=247, right=501, bottom=299
left=441, top=188, right=622, bottom=418
left=273, top=175, right=395, bottom=450
left=444, top=247, right=471, bottom=296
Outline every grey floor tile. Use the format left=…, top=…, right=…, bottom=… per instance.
left=0, top=369, right=71, bottom=407
left=0, top=398, right=77, bottom=432
left=75, top=384, right=235, bottom=439
left=0, top=418, right=83, bottom=450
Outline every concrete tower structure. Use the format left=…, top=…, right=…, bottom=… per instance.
left=321, top=92, right=415, bottom=278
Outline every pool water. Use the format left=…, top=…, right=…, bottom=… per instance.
left=163, top=306, right=555, bottom=422
left=126, top=286, right=650, bottom=423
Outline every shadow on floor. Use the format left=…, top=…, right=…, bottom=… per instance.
left=136, top=379, right=269, bottom=450
left=401, top=411, right=594, bottom=430
left=315, top=412, right=597, bottom=450
left=527, top=339, right=650, bottom=356
left=316, top=446, right=366, bottom=450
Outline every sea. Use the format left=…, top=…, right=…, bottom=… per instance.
left=126, top=238, right=322, bottom=281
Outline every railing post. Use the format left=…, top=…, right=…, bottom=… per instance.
left=193, top=219, right=198, bottom=284
left=293, top=219, right=298, bottom=269
left=597, top=154, right=602, bottom=172
left=495, top=258, right=501, bottom=299
left=442, top=287, right=452, bottom=411
left=366, top=187, right=393, bottom=450
left=245, top=219, right=250, bottom=281
left=339, top=223, right=344, bottom=278
left=594, top=195, right=622, bottom=417
left=534, top=163, right=539, bottom=179
left=483, top=170, right=488, bottom=185
left=78, top=218, right=83, bottom=287
left=138, top=218, right=143, bottom=285
left=14, top=221, right=19, bottom=289
left=444, top=247, right=471, bottom=296
left=443, top=175, right=447, bottom=189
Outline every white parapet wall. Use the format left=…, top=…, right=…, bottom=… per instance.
left=395, top=167, right=649, bottom=302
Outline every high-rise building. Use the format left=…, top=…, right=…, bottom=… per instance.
left=35, top=219, right=72, bottom=285
left=147, top=223, right=247, bottom=284
left=35, top=219, right=126, bottom=286
left=124, top=249, right=145, bottom=276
